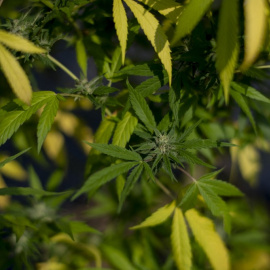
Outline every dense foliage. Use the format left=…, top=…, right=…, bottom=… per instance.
left=0, top=0, right=270, bottom=269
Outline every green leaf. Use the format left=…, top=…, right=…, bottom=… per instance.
left=119, top=63, right=165, bottom=77
left=29, top=166, right=43, bottom=190
left=0, top=148, right=30, bottom=169
left=112, top=112, right=138, bottom=147
left=231, top=82, right=270, bottom=104
left=197, top=182, right=228, bottom=217
left=171, top=207, right=192, bottom=270
left=198, top=169, right=223, bottom=181
left=118, top=164, right=143, bottom=212
left=37, top=95, right=59, bottom=153
left=129, top=84, right=156, bottom=132
left=185, top=209, right=230, bottom=270
left=177, top=139, right=234, bottom=150
left=230, top=89, right=257, bottom=132
left=95, top=118, right=116, bottom=143
left=158, top=113, right=171, bottom=133
left=179, top=183, right=199, bottom=211
left=75, top=39, right=88, bottom=76
left=0, top=43, right=32, bottom=105
left=113, top=0, right=128, bottom=64
left=0, top=29, right=46, bottom=53
left=72, top=161, right=138, bottom=200
left=198, top=179, right=243, bottom=197
left=124, top=0, right=172, bottom=84
left=84, top=142, right=142, bottom=161
left=143, top=162, right=155, bottom=181
left=172, top=0, right=213, bottom=44
left=163, top=155, right=176, bottom=181
left=177, top=120, right=202, bottom=142
left=102, top=245, right=137, bottom=270
left=216, top=0, right=239, bottom=103
left=241, top=0, right=267, bottom=70
left=169, top=87, right=180, bottom=124
left=93, top=86, right=119, bottom=96
left=130, top=200, right=175, bottom=229
left=177, top=149, right=215, bottom=169
left=137, top=0, right=182, bottom=22
left=0, top=91, right=57, bottom=146
left=69, top=220, right=101, bottom=235
left=0, top=187, right=70, bottom=197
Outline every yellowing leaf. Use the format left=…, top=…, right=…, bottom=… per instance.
left=55, top=111, right=79, bottom=136
left=0, top=175, right=10, bottom=209
left=0, top=159, right=27, bottom=181
left=0, top=43, right=32, bottom=105
left=185, top=209, right=230, bottom=270
left=130, top=201, right=175, bottom=229
left=124, top=0, right=172, bottom=84
left=137, top=0, right=182, bottom=22
left=75, top=39, right=87, bottom=76
left=44, top=131, right=64, bottom=160
left=241, top=0, right=267, bottom=70
left=216, top=0, right=239, bottom=103
left=113, top=0, right=128, bottom=64
left=0, top=29, right=46, bottom=54
left=171, top=207, right=192, bottom=270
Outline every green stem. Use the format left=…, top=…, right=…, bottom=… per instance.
left=48, top=55, right=79, bottom=81
left=255, top=65, right=270, bottom=69
left=59, top=93, right=85, bottom=99
left=155, top=179, right=175, bottom=199
left=177, top=166, right=197, bottom=182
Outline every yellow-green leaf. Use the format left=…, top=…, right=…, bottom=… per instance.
left=124, top=0, right=172, bottom=85
left=130, top=201, right=175, bottom=229
left=113, top=0, right=128, bottom=64
left=112, top=112, right=138, bottom=147
left=75, top=39, right=87, bottom=76
left=172, top=0, right=213, bottom=45
left=0, top=43, right=32, bottom=105
left=171, top=207, right=192, bottom=270
left=185, top=209, right=230, bottom=270
left=216, top=0, right=239, bottom=103
left=241, top=0, right=267, bottom=70
left=137, top=0, right=182, bottom=22
left=0, top=30, right=45, bottom=54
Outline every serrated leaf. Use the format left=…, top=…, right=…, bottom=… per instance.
left=177, top=139, right=234, bottom=150
left=178, top=149, right=215, bottom=169
left=163, top=155, right=176, bottom=181
left=124, top=0, right=172, bottom=84
left=241, top=0, right=267, bottom=70
left=37, top=95, right=59, bottom=152
left=198, top=169, right=223, bottom=181
left=185, top=209, right=230, bottom=270
left=113, top=0, right=128, bottom=64
left=177, top=120, right=202, bottom=142
left=169, top=87, right=180, bottom=124
left=0, top=29, right=45, bottom=53
left=119, top=63, right=165, bottom=77
left=72, top=161, right=138, bottom=200
left=130, top=200, right=175, bottom=229
left=171, top=208, right=192, bottom=270
left=231, top=82, right=270, bottom=104
left=0, top=91, right=56, bottom=146
left=197, top=183, right=229, bottom=226
left=76, top=39, right=88, bottom=76
left=69, top=220, right=101, bottom=235
left=216, top=0, right=239, bottom=103
left=129, top=85, right=156, bottom=132
left=0, top=148, right=30, bottom=169
left=112, top=112, right=138, bottom=147
left=0, top=187, right=70, bottom=197
left=137, top=0, right=182, bottom=22
left=93, top=86, right=119, bottom=96
left=179, top=183, right=199, bottom=211
left=118, top=164, right=143, bottom=212
left=172, top=0, right=213, bottom=44
left=84, top=142, right=142, bottom=161
left=198, top=179, right=243, bottom=197
left=0, top=43, right=32, bottom=105
left=95, top=118, right=116, bottom=143
left=143, top=162, right=155, bottom=181
left=230, top=89, right=257, bottom=132
left=157, top=113, right=171, bottom=133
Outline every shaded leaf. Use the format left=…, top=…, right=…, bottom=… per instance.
left=0, top=148, right=30, bottom=169
left=177, top=139, right=234, bottom=150
left=76, top=39, right=88, bottom=76
left=179, top=183, right=199, bottom=211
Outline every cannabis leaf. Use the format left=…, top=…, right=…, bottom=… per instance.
left=0, top=148, right=31, bottom=169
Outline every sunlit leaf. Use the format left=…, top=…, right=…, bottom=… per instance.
left=75, top=39, right=88, bottom=76
left=241, top=0, right=267, bottom=70
left=171, top=207, right=192, bottom=270
left=124, top=0, right=172, bottom=84
left=186, top=209, right=230, bottom=270
left=131, top=201, right=175, bottom=229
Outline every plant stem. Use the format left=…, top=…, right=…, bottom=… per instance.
left=177, top=166, right=197, bottom=182
left=48, top=55, right=79, bottom=81
left=59, top=93, right=85, bottom=99
left=155, top=179, right=175, bottom=199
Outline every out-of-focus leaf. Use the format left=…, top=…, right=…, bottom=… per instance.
left=0, top=148, right=30, bottom=169
left=76, top=39, right=88, bottom=76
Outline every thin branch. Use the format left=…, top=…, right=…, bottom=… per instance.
left=59, top=93, right=85, bottom=99
left=177, top=166, right=197, bottom=182
left=155, top=179, right=175, bottom=199
left=48, top=55, right=79, bottom=81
